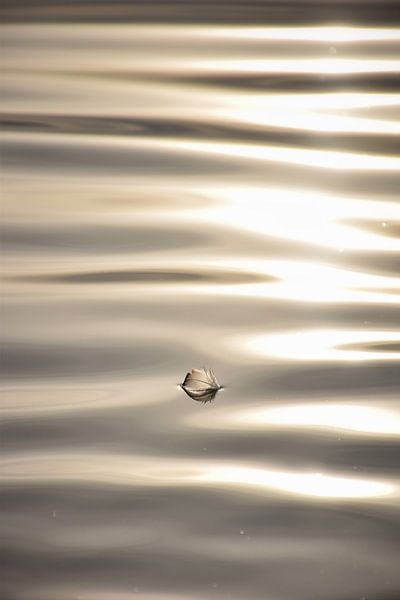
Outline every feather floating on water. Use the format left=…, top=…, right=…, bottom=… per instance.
left=180, top=368, right=222, bottom=403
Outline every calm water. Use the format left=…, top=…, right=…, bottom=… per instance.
left=1, top=3, right=400, bottom=599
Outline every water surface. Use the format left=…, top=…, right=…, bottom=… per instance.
left=1, top=4, right=400, bottom=600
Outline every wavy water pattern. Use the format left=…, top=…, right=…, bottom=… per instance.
left=1, top=10, right=400, bottom=600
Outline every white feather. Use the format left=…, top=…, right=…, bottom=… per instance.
left=181, top=367, right=221, bottom=403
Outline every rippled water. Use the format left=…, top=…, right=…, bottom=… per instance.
left=1, top=4, right=400, bottom=600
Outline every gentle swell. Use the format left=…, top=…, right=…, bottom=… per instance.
left=1, top=13, right=400, bottom=600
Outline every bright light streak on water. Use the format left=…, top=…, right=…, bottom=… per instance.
left=235, top=330, right=400, bottom=361
left=234, top=403, right=400, bottom=436
left=1, top=452, right=396, bottom=501
left=229, top=108, right=400, bottom=134
left=193, top=188, right=400, bottom=251
left=113, top=137, right=400, bottom=170
left=211, top=26, right=400, bottom=42
left=198, top=466, right=396, bottom=499
left=199, top=58, right=400, bottom=74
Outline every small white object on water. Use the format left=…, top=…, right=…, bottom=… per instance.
left=180, top=368, right=222, bottom=403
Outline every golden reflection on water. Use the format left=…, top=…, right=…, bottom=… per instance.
left=193, top=187, right=400, bottom=251
left=234, top=329, right=400, bottom=362
left=1, top=452, right=396, bottom=501
left=2, top=17, right=400, bottom=600
left=228, top=108, right=400, bottom=135
left=237, top=403, right=400, bottom=436
left=4, top=130, right=400, bottom=171
left=185, top=399, right=400, bottom=438
left=210, top=26, right=400, bottom=42
left=198, top=466, right=395, bottom=499
left=140, top=137, right=400, bottom=170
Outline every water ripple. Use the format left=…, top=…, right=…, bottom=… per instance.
left=2, top=15, right=400, bottom=600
